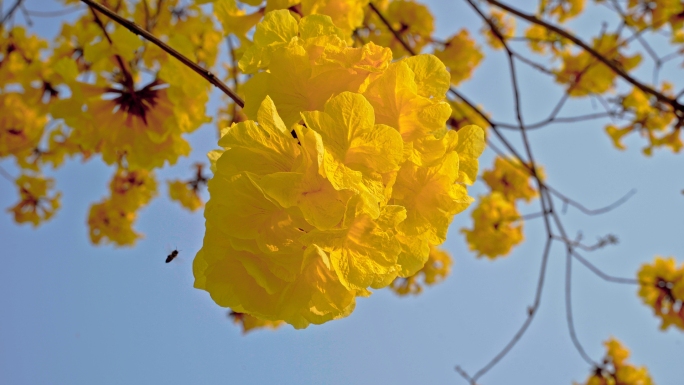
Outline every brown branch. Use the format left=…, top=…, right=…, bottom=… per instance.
left=368, top=2, right=416, bottom=55
left=547, top=187, right=636, bottom=216
left=570, top=250, right=640, bottom=285
left=80, top=0, right=244, bottom=108
left=458, top=237, right=554, bottom=384
left=1, top=0, right=24, bottom=26
left=0, top=164, right=16, bottom=183
left=485, top=0, right=684, bottom=115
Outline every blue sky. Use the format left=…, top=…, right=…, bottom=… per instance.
left=1, top=0, right=683, bottom=384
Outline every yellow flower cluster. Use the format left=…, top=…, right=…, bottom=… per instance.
left=390, top=246, right=453, bottom=295
left=193, top=12, right=484, bottom=328
left=637, top=256, right=684, bottom=330
left=462, top=192, right=523, bottom=259
left=574, top=338, right=654, bottom=385
left=482, top=157, right=541, bottom=202
left=605, top=84, right=680, bottom=155
left=1, top=1, right=223, bottom=234
left=433, top=30, right=484, bottom=86
left=7, top=175, right=61, bottom=227
left=555, top=34, right=642, bottom=97
left=88, top=169, right=158, bottom=246
left=462, top=157, right=543, bottom=259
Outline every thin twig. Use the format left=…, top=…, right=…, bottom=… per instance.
left=570, top=250, right=640, bottom=285
left=547, top=187, right=636, bottom=216
left=23, top=6, right=84, bottom=17
left=368, top=2, right=416, bottom=55
left=0, top=164, right=15, bottom=182
left=564, top=248, right=599, bottom=366
left=466, top=237, right=554, bottom=384
left=0, top=0, right=24, bottom=25
left=80, top=0, right=244, bottom=108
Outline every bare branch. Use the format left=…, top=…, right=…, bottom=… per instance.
left=0, top=0, right=24, bottom=26
left=547, top=187, right=637, bottom=216
left=570, top=250, right=640, bottom=285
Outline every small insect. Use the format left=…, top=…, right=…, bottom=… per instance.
left=166, top=249, right=180, bottom=263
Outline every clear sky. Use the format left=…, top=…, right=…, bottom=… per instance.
left=1, top=1, right=683, bottom=384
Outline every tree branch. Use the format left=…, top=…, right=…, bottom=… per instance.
left=1, top=0, right=25, bottom=26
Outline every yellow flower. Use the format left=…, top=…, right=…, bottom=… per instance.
left=0, top=93, right=46, bottom=158
left=301, top=0, right=370, bottom=35
left=391, top=150, right=471, bottom=246
left=637, top=256, right=684, bottom=330
left=241, top=12, right=392, bottom=126
left=574, top=338, right=654, bottom=385
left=433, top=30, right=484, bottom=86
left=196, top=12, right=484, bottom=327
left=362, top=55, right=452, bottom=144
left=390, top=245, right=452, bottom=295
left=214, top=0, right=265, bottom=38
left=56, top=80, right=193, bottom=170
left=109, top=168, right=158, bottom=213
left=0, top=26, right=48, bottom=88
left=461, top=192, right=523, bottom=259
left=7, top=174, right=61, bottom=227
left=482, top=157, right=543, bottom=202
left=554, top=34, right=641, bottom=97
left=87, top=200, right=141, bottom=247
left=605, top=84, right=678, bottom=155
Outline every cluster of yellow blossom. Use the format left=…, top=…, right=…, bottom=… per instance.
left=433, top=30, right=484, bottom=86
left=7, top=175, right=61, bottom=227
left=574, top=338, right=654, bottom=385
left=605, top=84, right=680, bottom=155
left=390, top=245, right=452, bottom=295
left=88, top=168, right=157, bottom=246
left=482, top=157, right=541, bottom=202
left=637, top=256, right=684, bottom=330
left=0, top=1, right=223, bottom=234
left=462, top=192, right=523, bottom=259
left=462, top=157, right=543, bottom=259
left=192, top=12, right=484, bottom=328
left=554, top=34, right=642, bottom=97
